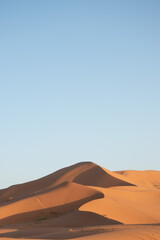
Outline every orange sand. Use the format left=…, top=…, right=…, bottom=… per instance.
left=0, top=162, right=160, bottom=240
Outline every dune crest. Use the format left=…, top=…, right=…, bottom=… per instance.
left=0, top=161, right=160, bottom=240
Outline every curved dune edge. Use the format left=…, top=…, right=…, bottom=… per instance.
left=80, top=185, right=160, bottom=224
left=0, top=162, right=134, bottom=205
left=73, top=163, right=135, bottom=188
left=0, top=161, right=160, bottom=240
left=0, top=181, right=104, bottom=224
left=0, top=161, right=135, bottom=225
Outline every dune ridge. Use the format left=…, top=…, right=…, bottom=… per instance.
left=0, top=161, right=160, bottom=240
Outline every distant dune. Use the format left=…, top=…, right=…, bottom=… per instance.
left=0, top=161, right=160, bottom=240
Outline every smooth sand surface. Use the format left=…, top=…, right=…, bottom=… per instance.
left=0, top=161, right=160, bottom=240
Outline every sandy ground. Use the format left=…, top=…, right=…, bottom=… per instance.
left=0, top=161, right=160, bottom=239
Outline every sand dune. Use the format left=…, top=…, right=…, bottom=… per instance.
left=0, top=161, right=160, bottom=240
left=0, top=181, right=103, bottom=224
left=0, top=162, right=133, bottom=204
left=115, top=169, right=160, bottom=189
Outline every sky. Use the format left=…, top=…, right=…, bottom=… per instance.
left=0, top=0, right=160, bottom=189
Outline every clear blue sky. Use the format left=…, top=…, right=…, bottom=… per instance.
left=0, top=0, right=160, bottom=189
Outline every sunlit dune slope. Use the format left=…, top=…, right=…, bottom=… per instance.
left=115, top=169, right=160, bottom=189
left=0, top=162, right=133, bottom=205
left=80, top=166, right=160, bottom=224
left=0, top=181, right=104, bottom=224
left=0, top=161, right=160, bottom=228
left=80, top=185, right=160, bottom=224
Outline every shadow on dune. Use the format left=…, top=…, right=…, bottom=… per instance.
left=0, top=162, right=134, bottom=205
left=0, top=211, right=122, bottom=239
left=73, top=164, right=135, bottom=188
left=0, top=192, right=104, bottom=226
left=38, top=210, right=122, bottom=228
